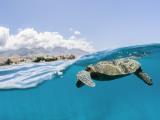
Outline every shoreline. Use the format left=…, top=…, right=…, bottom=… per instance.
left=0, top=54, right=76, bottom=66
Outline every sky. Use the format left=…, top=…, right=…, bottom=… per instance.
left=0, top=0, right=160, bottom=51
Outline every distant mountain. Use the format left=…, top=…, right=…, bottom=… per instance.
left=0, top=47, right=89, bottom=57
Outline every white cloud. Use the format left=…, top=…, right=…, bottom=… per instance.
left=0, top=26, right=95, bottom=52
left=74, top=30, right=81, bottom=35
left=69, top=28, right=81, bottom=35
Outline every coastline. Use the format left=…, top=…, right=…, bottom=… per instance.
left=0, top=54, right=76, bottom=66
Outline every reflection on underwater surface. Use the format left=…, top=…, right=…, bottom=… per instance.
left=0, top=44, right=160, bottom=120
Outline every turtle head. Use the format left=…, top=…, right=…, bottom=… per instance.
left=76, top=70, right=96, bottom=88
left=85, top=64, right=95, bottom=73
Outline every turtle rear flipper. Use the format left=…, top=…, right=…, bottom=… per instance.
left=134, top=68, right=153, bottom=86
left=76, top=70, right=96, bottom=88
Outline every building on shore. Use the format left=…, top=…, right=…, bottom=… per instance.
left=0, top=54, right=76, bottom=66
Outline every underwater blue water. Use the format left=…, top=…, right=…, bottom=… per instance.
left=0, top=44, right=160, bottom=120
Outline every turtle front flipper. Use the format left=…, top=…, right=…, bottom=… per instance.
left=134, top=68, right=153, bottom=86
left=76, top=70, right=96, bottom=88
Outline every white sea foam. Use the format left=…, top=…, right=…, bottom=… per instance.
left=0, top=60, right=76, bottom=89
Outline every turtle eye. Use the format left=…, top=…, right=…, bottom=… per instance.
left=85, top=66, right=92, bottom=71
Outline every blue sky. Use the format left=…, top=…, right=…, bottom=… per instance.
left=0, top=0, right=160, bottom=50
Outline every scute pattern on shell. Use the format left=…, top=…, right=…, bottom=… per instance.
left=92, top=58, right=141, bottom=75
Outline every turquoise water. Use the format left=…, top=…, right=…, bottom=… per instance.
left=0, top=44, right=160, bottom=120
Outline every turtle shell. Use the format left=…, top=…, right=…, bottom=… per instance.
left=91, top=58, right=141, bottom=76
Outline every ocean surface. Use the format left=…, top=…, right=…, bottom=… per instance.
left=0, top=44, right=160, bottom=120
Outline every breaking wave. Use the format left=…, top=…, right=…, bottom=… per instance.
left=0, top=60, right=75, bottom=89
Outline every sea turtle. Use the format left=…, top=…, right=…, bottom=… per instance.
left=76, top=58, right=153, bottom=88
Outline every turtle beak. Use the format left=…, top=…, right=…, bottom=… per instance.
left=85, top=65, right=94, bottom=72
left=76, top=80, right=85, bottom=88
